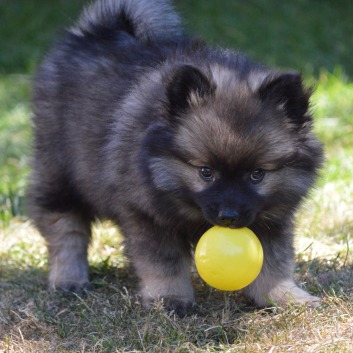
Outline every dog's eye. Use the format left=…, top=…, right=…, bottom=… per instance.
left=250, top=168, right=266, bottom=183
left=199, top=166, right=214, bottom=182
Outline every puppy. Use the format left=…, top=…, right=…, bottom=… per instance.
left=28, top=0, right=323, bottom=316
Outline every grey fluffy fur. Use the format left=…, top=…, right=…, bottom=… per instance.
left=28, top=0, right=323, bottom=316
left=71, top=0, right=182, bottom=41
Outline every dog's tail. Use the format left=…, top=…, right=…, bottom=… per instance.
left=70, top=0, right=182, bottom=42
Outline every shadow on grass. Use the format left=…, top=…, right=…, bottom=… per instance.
left=0, top=261, right=267, bottom=349
left=296, top=257, right=353, bottom=299
left=0, top=264, right=249, bottom=351
left=1, top=257, right=352, bottom=351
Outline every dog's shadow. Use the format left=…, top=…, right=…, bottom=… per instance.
left=1, top=257, right=352, bottom=347
left=296, top=256, right=353, bottom=297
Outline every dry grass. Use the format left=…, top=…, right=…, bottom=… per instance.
left=1, top=216, right=352, bottom=353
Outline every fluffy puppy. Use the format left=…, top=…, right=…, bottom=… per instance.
left=28, top=0, right=323, bottom=316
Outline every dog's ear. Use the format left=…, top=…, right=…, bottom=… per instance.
left=258, top=72, right=312, bottom=127
left=165, top=65, right=214, bottom=117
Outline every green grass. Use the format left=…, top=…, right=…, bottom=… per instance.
left=178, top=0, right=353, bottom=77
left=0, top=0, right=84, bottom=74
left=0, top=75, right=31, bottom=225
left=1, top=0, right=353, bottom=352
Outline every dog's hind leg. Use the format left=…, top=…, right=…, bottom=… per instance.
left=32, top=208, right=92, bottom=292
left=27, top=153, right=93, bottom=292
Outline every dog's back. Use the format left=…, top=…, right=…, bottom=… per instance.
left=30, top=0, right=183, bottom=215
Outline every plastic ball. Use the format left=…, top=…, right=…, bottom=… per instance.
left=195, top=226, right=263, bottom=291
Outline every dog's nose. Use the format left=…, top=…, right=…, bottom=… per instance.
left=217, top=209, right=239, bottom=227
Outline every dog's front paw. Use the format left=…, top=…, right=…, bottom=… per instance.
left=140, top=281, right=196, bottom=316
left=246, top=278, right=321, bottom=308
left=161, top=296, right=197, bottom=317
left=264, top=280, right=321, bottom=308
left=277, top=287, right=321, bottom=308
left=144, top=295, right=196, bottom=317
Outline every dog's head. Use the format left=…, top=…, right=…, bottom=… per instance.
left=143, top=63, right=323, bottom=228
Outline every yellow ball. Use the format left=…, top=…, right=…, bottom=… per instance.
left=195, top=226, right=263, bottom=291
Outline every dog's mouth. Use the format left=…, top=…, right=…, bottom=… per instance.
left=215, top=220, right=252, bottom=229
left=204, top=209, right=256, bottom=229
